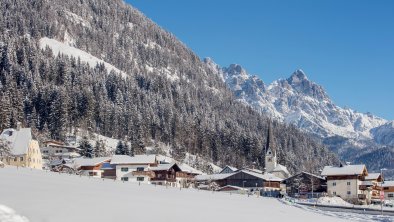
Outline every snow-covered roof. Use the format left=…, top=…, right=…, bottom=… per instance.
left=243, top=168, right=263, bottom=174
left=365, top=173, right=381, bottom=181
left=382, top=181, right=394, bottom=187
left=195, top=170, right=282, bottom=182
left=74, top=157, right=111, bottom=167
left=217, top=185, right=248, bottom=191
left=242, top=170, right=283, bottom=182
left=150, top=163, right=181, bottom=171
left=110, top=155, right=156, bottom=165
left=195, top=173, right=235, bottom=181
left=220, top=166, right=238, bottom=173
left=321, top=165, right=366, bottom=176
left=360, top=181, right=373, bottom=186
left=272, top=164, right=290, bottom=176
left=0, top=128, right=33, bottom=156
left=179, top=163, right=204, bottom=175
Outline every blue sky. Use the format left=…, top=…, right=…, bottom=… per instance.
left=127, top=0, right=394, bottom=120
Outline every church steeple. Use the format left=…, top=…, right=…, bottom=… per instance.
left=265, top=122, right=277, bottom=172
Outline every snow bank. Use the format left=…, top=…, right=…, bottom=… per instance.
left=317, top=196, right=353, bottom=207
left=39, top=37, right=127, bottom=78
left=0, top=205, right=29, bottom=222
left=0, top=167, right=345, bottom=222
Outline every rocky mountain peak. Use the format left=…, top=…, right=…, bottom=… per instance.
left=224, top=64, right=248, bottom=78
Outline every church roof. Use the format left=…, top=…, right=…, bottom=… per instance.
left=272, top=164, right=290, bottom=175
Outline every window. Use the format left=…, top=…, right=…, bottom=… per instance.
left=137, top=177, right=144, bottom=181
left=332, top=182, right=336, bottom=186
left=333, top=192, right=337, bottom=196
left=347, top=182, right=351, bottom=186
left=136, top=167, right=144, bottom=171
left=20, top=157, right=24, bottom=161
left=121, top=167, right=128, bottom=172
left=347, top=191, right=351, bottom=195
left=388, top=194, right=394, bottom=198
left=121, top=177, right=129, bottom=181
left=384, top=187, right=389, bottom=190
left=89, top=172, right=98, bottom=176
left=14, top=157, right=17, bottom=162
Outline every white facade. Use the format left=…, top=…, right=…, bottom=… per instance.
left=265, top=148, right=277, bottom=173
left=80, top=169, right=103, bottom=178
left=326, top=178, right=361, bottom=200
left=115, top=164, right=151, bottom=183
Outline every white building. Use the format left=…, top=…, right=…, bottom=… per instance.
left=40, top=140, right=80, bottom=160
left=321, top=164, right=369, bottom=204
left=382, top=181, right=394, bottom=200
left=265, top=148, right=290, bottom=179
left=0, top=123, right=43, bottom=170
left=110, top=155, right=157, bottom=182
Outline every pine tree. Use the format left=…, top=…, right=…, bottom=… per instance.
left=94, top=140, right=106, bottom=157
left=0, top=138, right=11, bottom=159
left=79, top=137, right=93, bottom=158
left=115, top=141, right=125, bottom=155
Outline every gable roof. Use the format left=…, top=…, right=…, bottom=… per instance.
left=0, top=128, right=33, bottom=156
left=110, top=154, right=156, bottom=165
left=150, top=162, right=181, bottom=172
left=195, top=172, right=235, bottom=181
left=382, top=181, right=394, bottom=187
left=194, top=170, right=283, bottom=182
left=73, top=157, right=111, bottom=167
left=321, top=165, right=367, bottom=176
left=178, top=163, right=204, bottom=175
left=365, top=173, right=381, bottom=181
left=219, top=166, right=238, bottom=174
left=272, top=164, right=290, bottom=176
left=282, top=171, right=325, bottom=183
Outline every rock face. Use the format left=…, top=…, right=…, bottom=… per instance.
left=205, top=59, right=394, bottom=176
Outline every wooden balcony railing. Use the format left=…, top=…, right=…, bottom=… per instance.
left=132, top=171, right=155, bottom=178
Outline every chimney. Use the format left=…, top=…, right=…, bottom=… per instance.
left=16, top=122, right=22, bottom=131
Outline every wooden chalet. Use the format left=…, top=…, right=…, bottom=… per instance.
left=195, top=170, right=282, bottom=192
left=149, top=163, right=182, bottom=186
left=282, top=171, right=326, bottom=198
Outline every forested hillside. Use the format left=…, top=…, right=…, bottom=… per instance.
left=0, top=0, right=338, bottom=173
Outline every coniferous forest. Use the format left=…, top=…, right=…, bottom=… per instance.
left=0, top=0, right=339, bottom=173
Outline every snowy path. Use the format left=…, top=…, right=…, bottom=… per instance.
left=0, top=167, right=348, bottom=222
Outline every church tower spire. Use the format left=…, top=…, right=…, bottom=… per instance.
left=265, top=122, right=277, bottom=173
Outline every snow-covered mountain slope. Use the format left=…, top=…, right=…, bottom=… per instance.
left=205, top=58, right=390, bottom=143
left=371, top=121, right=394, bottom=146
left=39, top=37, right=127, bottom=78
left=0, top=167, right=349, bottom=222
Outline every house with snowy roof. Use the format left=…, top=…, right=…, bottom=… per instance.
left=40, top=140, right=80, bottom=160
left=282, top=171, right=327, bottom=198
left=73, top=157, right=111, bottom=178
left=381, top=181, right=394, bottom=201
left=109, top=154, right=158, bottom=182
left=195, top=170, right=283, bottom=195
left=321, top=164, right=371, bottom=204
left=0, top=123, right=43, bottom=170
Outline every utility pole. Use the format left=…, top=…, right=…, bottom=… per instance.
left=381, top=168, right=387, bottom=216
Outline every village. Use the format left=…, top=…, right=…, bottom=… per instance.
left=1, top=123, right=394, bottom=215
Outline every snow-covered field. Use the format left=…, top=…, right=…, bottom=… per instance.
left=0, top=167, right=347, bottom=222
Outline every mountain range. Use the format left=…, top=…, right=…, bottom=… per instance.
left=204, top=58, right=394, bottom=176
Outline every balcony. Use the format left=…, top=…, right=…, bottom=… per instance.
left=132, top=171, right=155, bottom=178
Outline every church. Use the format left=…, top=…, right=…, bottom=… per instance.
left=264, top=125, right=291, bottom=179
